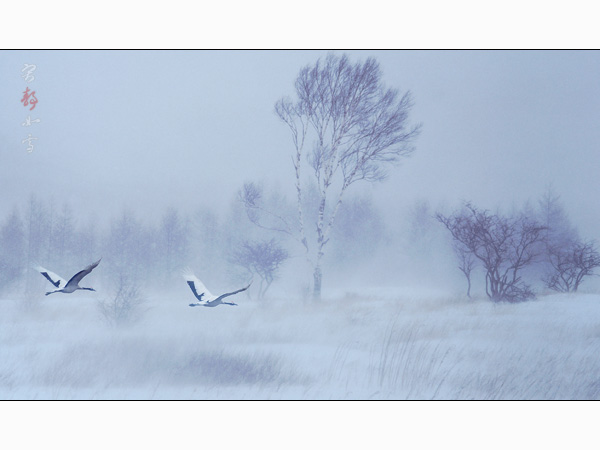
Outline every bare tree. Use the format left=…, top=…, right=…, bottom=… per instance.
left=158, top=207, right=189, bottom=282
left=454, top=242, right=475, bottom=298
left=24, top=194, right=48, bottom=292
left=533, top=186, right=600, bottom=292
left=243, top=53, right=420, bottom=300
left=537, top=185, right=578, bottom=247
left=0, top=208, right=26, bottom=290
left=48, top=203, right=76, bottom=270
left=75, top=216, right=99, bottom=265
left=105, top=209, right=149, bottom=284
left=191, top=207, right=227, bottom=283
left=230, top=239, right=289, bottom=299
left=543, top=240, right=600, bottom=292
left=437, top=203, right=545, bottom=302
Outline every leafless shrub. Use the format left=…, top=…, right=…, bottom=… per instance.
left=437, top=203, right=545, bottom=302
left=544, top=240, right=600, bottom=292
left=97, top=275, right=147, bottom=327
left=230, top=239, right=289, bottom=299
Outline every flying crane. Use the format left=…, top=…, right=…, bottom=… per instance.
left=36, top=259, right=101, bottom=296
left=184, top=269, right=251, bottom=307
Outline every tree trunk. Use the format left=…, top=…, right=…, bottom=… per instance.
left=312, top=267, right=322, bottom=301
left=466, top=274, right=472, bottom=298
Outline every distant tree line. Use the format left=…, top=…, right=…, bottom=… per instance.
left=0, top=186, right=383, bottom=301
left=0, top=195, right=190, bottom=295
left=1, top=186, right=596, bottom=305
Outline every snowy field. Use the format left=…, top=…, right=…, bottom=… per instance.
left=1, top=288, right=600, bottom=400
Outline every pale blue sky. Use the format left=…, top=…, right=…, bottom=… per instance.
left=1, top=50, right=599, bottom=236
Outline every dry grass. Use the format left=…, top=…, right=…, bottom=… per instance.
left=1, top=290, right=600, bottom=399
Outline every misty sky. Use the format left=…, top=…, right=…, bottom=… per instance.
left=1, top=50, right=599, bottom=237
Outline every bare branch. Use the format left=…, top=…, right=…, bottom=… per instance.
left=238, top=182, right=295, bottom=238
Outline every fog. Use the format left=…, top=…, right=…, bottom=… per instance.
left=1, top=50, right=600, bottom=399
left=2, top=51, right=599, bottom=230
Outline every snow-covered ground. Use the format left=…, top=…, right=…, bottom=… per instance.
left=1, top=289, right=599, bottom=399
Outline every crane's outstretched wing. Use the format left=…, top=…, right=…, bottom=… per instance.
left=35, top=266, right=67, bottom=288
left=65, top=258, right=101, bottom=289
left=183, top=269, right=217, bottom=303
left=215, top=281, right=252, bottom=302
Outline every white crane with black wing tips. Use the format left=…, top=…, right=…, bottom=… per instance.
left=183, top=269, right=251, bottom=307
left=35, top=259, right=101, bottom=296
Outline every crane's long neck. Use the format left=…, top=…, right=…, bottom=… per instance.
left=80, top=287, right=96, bottom=292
